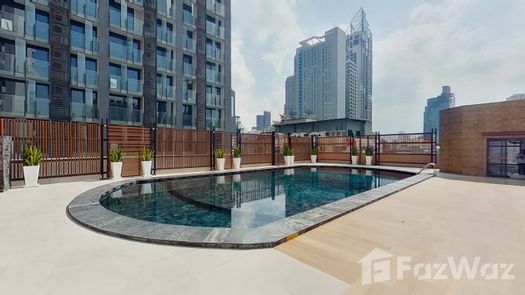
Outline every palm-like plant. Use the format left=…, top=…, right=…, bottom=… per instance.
left=22, top=144, right=43, bottom=166
left=109, top=146, right=124, bottom=162
left=140, top=147, right=154, bottom=161
left=233, top=146, right=241, bottom=158
left=365, top=146, right=374, bottom=156
left=215, top=147, right=226, bottom=159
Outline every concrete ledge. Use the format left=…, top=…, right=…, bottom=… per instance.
left=67, top=164, right=432, bottom=249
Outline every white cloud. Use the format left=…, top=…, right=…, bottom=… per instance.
left=373, top=0, right=525, bottom=132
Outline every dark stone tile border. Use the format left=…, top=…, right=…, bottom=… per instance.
left=67, top=165, right=433, bottom=249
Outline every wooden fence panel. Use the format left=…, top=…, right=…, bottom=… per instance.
left=290, top=136, right=311, bottom=162
left=0, top=118, right=100, bottom=180
left=108, top=125, right=151, bottom=177
left=274, top=134, right=287, bottom=165
left=318, top=136, right=352, bottom=163
left=241, top=133, right=273, bottom=165
left=156, top=128, right=211, bottom=169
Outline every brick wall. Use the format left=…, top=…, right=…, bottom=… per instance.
left=440, top=100, right=525, bottom=176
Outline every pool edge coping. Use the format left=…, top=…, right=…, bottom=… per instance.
left=67, top=164, right=433, bottom=249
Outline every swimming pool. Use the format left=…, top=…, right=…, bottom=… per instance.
left=68, top=165, right=432, bottom=248
left=100, top=167, right=408, bottom=229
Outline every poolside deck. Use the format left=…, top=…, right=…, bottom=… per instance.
left=0, top=170, right=523, bottom=294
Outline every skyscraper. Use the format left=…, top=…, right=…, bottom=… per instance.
left=0, top=0, right=235, bottom=131
left=424, top=86, right=456, bottom=137
left=284, top=8, right=372, bottom=124
left=346, top=8, right=373, bottom=122
left=255, top=111, right=271, bottom=131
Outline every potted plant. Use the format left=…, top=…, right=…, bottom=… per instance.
left=351, top=146, right=359, bottom=165
left=140, top=147, right=154, bottom=177
left=233, top=146, right=242, bottom=170
left=310, top=146, right=318, bottom=163
left=365, top=146, right=374, bottom=166
left=110, top=146, right=124, bottom=179
left=283, top=144, right=294, bottom=166
left=22, top=144, right=42, bottom=187
left=215, top=147, right=226, bottom=171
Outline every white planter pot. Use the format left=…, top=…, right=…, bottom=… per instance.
left=141, top=160, right=152, bottom=177
left=310, top=155, right=317, bottom=163
left=216, top=158, right=225, bottom=171
left=111, top=162, right=122, bottom=179
left=23, top=165, right=40, bottom=187
left=284, top=155, right=295, bottom=166
left=351, top=155, right=359, bottom=165
left=233, top=157, right=241, bottom=170
left=365, top=155, right=373, bottom=166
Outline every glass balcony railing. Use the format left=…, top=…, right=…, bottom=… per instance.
left=109, top=43, right=127, bottom=61
left=109, top=106, right=143, bottom=125
left=71, top=66, right=80, bottom=85
left=206, top=117, right=220, bottom=130
left=109, top=75, right=124, bottom=91
left=86, top=69, right=97, bottom=87
left=206, top=0, right=225, bottom=17
left=157, top=1, right=175, bottom=18
left=183, top=114, right=195, bottom=127
left=184, top=90, right=196, bottom=104
left=32, top=0, right=50, bottom=6
left=206, top=22, right=224, bottom=39
left=129, top=0, right=144, bottom=6
left=71, top=102, right=98, bottom=122
left=29, top=22, right=49, bottom=42
left=184, top=38, right=196, bottom=52
left=26, top=97, right=50, bottom=118
left=206, top=94, right=222, bottom=107
left=206, top=69, right=222, bottom=84
left=0, top=94, right=25, bottom=117
left=126, top=18, right=143, bottom=35
left=157, top=56, right=173, bottom=72
left=157, top=85, right=175, bottom=99
left=0, top=11, right=25, bottom=37
left=71, top=0, right=97, bottom=19
left=26, top=58, right=49, bottom=80
left=157, top=111, right=176, bottom=126
left=0, top=52, right=16, bottom=75
left=157, top=28, right=174, bottom=44
left=206, top=46, right=224, bottom=61
left=183, top=10, right=195, bottom=26
left=130, top=49, right=142, bottom=64
left=127, top=78, right=143, bottom=94
left=183, top=63, right=195, bottom=77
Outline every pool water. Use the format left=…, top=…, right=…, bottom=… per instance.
left=100, top=167, right=410, bottom=229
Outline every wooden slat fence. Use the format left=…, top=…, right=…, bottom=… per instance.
left=240, top=133, right=273, bottom=165
left=156, top=128, right=211, bottom=170
left=290, top=136, right=311, bottom=162
left=108, top=125, right=151, bottom=177
left=0, top=118, right=100, bottom=180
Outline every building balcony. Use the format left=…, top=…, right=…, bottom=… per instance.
left=157, top=56, right=174, bottom=72
left=70, top=0, right=97, bottom=19
left=0, top=11, right=25, bottom=37
left=0, top=52, right=16, bottom=75
left=184, top=90, right=196, bottom=104
left=206, top=117, right=221, bottom=130
left=183, top=114, right=195, bottom=127
left=206, top=69, right=223, bottom=84
left=32, top=0, right=49, bottom=5
left=109, top=44, right=142, bottom=65
left=26, top=97, right=50, bottom=119
left=72, top=67, right=98, bottom=87
left=126, top=18, right=144, bottom=36
left=183, top=63, right=195, bottom=77
left=26, top=58, right=49, bottom=81
left=0, top=94, right=25, bottom=117
left=206, top=22, right=224, bottom=39
left=109, top=75, right=124, bottom=92
left=109, top=106, right=143, bottom=125
left=206, top=94, right=223, bottom=108
left=128, top=0, right=144, bottom=6
left=157, top=28, right=174, bottom=45
left=71, top=102, right=98, bottom=122
left=157, top=111, right=176, bottom=126
left=157, top=85, right=175, bottom=99
left=26, top=23, right=49, bottom=42
left=206, top=0, right=225, bottom=17
left=127, top=78, right=143, bottom=95
left=86, top=69, right=97, bottom=87
left=184, top=38, right=196, bottom=53
left=183, top=10, right=195, bottom=27
left=157, top=1, right=176, bottom=18
left=71, top=39, right=98, bottom=54
left=206, top=47, right=224, bottom=61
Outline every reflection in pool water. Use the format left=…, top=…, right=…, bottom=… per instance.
left=100, top=167, right=410, bottom=228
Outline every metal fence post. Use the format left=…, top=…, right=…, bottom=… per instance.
left=271, top=131, right=276, bottom=166
left=375, top=132, right=380, bottom=166
left=210, top=128, right=216, bottom=170
left=100, top=120, right=109, bottom=179
left=151, top=127, right=157, bottom=175
left=287, top=133, right=292, bottom=149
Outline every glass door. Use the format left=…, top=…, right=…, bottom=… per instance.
left=487, top=138, right=525, bottom=178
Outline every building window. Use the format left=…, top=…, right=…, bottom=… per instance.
left=35, top=10, right=49, bottom=41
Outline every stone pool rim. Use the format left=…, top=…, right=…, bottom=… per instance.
left=67, top=164, right=432, bottom=249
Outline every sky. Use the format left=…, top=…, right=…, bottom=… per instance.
left=230, top=0, right=525, bottom=133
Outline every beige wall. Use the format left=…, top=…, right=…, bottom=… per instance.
left=440, top=100, right=525, bottom=176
